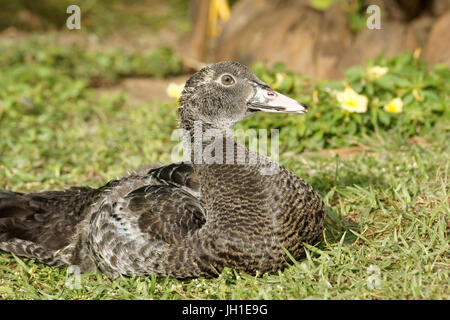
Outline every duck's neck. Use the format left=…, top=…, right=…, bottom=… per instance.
left=182, top=120, right=276, bottom=167
left=183, top=122, right=279, bottom=223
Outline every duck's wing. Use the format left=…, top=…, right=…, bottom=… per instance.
left=146, top=161, right=201, bottom=199
left=106, top=162, right=205, bottom=245
left=125, top=184, right=206, bottom=243
left=89, top=163, right=206, bottom=276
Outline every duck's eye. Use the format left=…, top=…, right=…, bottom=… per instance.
left=221, top=74, right=235, bottom=85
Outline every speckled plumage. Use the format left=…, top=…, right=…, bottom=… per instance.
left=0, top=62, right=324, bottom=278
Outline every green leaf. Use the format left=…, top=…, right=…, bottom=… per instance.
left=345, top=66, right=365, bottom=82
left=366, top=83, right=374, bottom=96
left=376, top=74, right=396, bottom=90
left=309, top=0, right=337, bottom=11
left=379, top=110, right=391, bottom=126
left=392, top=76, right=412, bottom=88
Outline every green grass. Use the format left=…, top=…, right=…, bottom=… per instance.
left=0, top=38, right=449, bottom=300
left=0, top=0, right=190, bottom=35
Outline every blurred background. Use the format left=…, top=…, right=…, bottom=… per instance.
left=0, top=0, right=449, bottom=79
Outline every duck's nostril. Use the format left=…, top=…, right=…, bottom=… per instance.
left=267, top=91, right=275, bottom=97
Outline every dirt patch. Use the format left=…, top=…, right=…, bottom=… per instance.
left=318, top=145, right=371, bottom=158
left=94, top=75, right=190, bottom=107
left=307, top=137, right=430, bottom=159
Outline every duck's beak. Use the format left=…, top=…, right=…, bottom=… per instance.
left=247, top=81, right=308, bottom=114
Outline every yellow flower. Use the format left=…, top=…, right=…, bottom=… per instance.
left=166, top=83, right=184, bottom=100
left=384, top=97, right=403, bottom=114
left=413, top=47, right=422, bottom=60
left=367, top=66, right=389, bottom=81
left=335, top=86, right=368, bottom=113
left=313, top=90, right=319, bottom=103
left=272, top=73, right=285, bottom=89
left=412, top=89, right=423, bottom=102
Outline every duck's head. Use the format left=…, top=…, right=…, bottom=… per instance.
left=179, top=61, right=308, bottom=130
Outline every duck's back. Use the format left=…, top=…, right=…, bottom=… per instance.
left=0, top=162, right=205, bottom=275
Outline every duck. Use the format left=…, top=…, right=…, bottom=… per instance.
left=0, top=61, right=324, bottom=278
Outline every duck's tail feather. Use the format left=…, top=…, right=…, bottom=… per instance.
left=0, top=238, right=64, bottom=265
left=0, top=190, right=28, bottom=218
left=0, top=190, right=31, bottom=242
left=0, top=188, right=95, bottom=265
